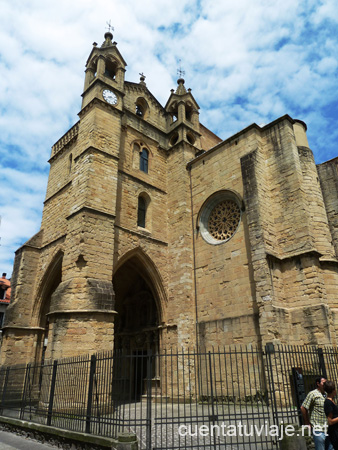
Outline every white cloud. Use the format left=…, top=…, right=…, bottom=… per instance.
left=316, top=56, right=338, bottom=75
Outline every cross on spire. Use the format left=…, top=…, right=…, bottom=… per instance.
left=139, top=72, right=146, bottom=84
left=106, top=20, right=114, bottom=33
left=177, top=59, right=185, bottom=79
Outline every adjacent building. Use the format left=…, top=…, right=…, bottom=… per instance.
left=0, top=273, right=11, bottom=331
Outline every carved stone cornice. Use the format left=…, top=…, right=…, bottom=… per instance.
left=125, top=81, right=165, bottom=113
left=50, top=122, right=79, bottom=161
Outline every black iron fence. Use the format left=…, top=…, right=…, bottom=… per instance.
left=0, top=345, right=337, bottom=449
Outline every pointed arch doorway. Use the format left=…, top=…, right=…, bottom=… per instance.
left=113, top=254, right=162, bottom=399
left=113, top=256, right=161, bottom=353
left=35, top=252, right=63, bottom=364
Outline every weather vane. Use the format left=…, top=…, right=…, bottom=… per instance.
left=177, top=59, right=185, bottom=78
left=106, top=20, right=114, bottom=33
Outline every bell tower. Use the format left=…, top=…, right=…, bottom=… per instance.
left=81, top=30, right=127, bottom=110
left=164, top=76, right=202, bottom=347
left=39, top=31, right=129, bottom=360
left=165, top=76, right=201, bottom=151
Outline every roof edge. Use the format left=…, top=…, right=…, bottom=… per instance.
left=187, top=114, right=296, bottom=169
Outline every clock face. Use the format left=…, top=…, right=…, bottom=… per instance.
left=102, top=89, right=118, bottom=105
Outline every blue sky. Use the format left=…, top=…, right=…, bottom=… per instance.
left=1, top=0, right=338, bottom=277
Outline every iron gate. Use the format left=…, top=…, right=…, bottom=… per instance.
left=1, top=345, right=338, bottom=449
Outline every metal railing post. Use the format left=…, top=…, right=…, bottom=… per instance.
left=318, top=348, right=327, bottom=379
left=86, top=354, right=97, bottom=434
left=264, top=343, right=281, bottom=448
left=146, top=351, right=152, bottom=450
left=47, top=360, right=58, bottom=426
left=20, top=363, right=31, bottom=420
left=208, top=351, right=217, bottom=449
left=0, top=367, right=10, bottom=415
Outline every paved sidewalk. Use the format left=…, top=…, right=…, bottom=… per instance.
left=0, top=430, right=57, bottom=450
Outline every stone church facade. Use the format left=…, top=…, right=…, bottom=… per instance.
left=2, top=32, right=338, bottom=366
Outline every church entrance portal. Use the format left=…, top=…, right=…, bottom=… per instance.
left=113, top=259, right=159, bottom=353
left=113, top=257, right=160, bottom=399
left=37, top=253, right=63, bottom=364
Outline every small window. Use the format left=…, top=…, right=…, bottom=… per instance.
left=140, top=148, right=149, bottom=173
left=68, top=154, right=73, bottom=175
left=170, top=132, right=179, bottom=146
left=187, top=133, right=196, bottom=145
left=137, top=196, right=146, bottom=228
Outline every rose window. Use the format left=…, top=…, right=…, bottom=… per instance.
left=208, top=200, right=241, bottom=241
left=199, top=192, right=242, bottom=245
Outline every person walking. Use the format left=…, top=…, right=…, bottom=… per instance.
left=324, top=380, right=338, bottom=449
left=301, top=376, right=333, bottom=450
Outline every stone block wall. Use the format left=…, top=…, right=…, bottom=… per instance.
left=189, top=129, right=260, bottom=346
left=166, top=143, right=197, bottom=347
left=3, top=31, right=338, bottom=368
left=124, top=82, right=167, bottom=133
left=46, top=311, right=115, bottom=360
left=189, top=116, right=338, bottom=347
left=318, top=158, right=338, bottom=258
left=298, top=147, right=335, bottom=259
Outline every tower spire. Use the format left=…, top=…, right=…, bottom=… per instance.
left=106, top=20, right=114, bottom=33
left=103, top=20, right=114, bottom=46
left=177, top=59, right=185, bottom=82
left=176, top=59, right=186, bottom=94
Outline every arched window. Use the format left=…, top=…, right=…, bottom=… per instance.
left=137, top=196, right=146, bottom=228
left=135, top=98, right=149, bottom=119
left=170, top=102, right=178, bottom=123
left=104, top=59, right=117, bottom=80
left=140, top=148, right=149, bottom=173
left=87, top=59, right=97, bottom=83
left=185, top=104, right=193, bottom=121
